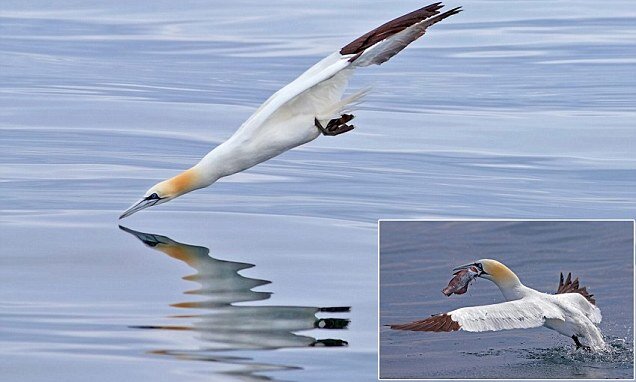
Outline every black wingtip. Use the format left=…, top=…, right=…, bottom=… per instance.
left=340, top=2, right=462, bottom=56
left=556, top=271, right=596, bottom=305
left=438, top=6, right=463, bottom=20
left=424, top=2, right=444, bottom=13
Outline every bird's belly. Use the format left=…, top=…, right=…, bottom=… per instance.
left=545, top=317, right=606, bottom=350
left=223, top=115, right=321, bottom=175
left=544, top=318, right=576, bottom=337
left=253, top=117, right=320, bottom=157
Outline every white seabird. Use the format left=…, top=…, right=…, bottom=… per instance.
left=389, top=259, right=606, bottom=351
left=120, top=3, right=462, bottom=218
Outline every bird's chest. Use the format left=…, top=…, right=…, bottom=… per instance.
left=255, top=113, right=320, bottom=151
left=231, top=115, right=320, bottom=171
left=544, top=317, right=576, bottom=336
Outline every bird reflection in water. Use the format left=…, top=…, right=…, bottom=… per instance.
left=119, top=226, right=350, bottom=380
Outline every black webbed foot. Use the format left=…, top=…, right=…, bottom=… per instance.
left=572, top=335, right=591, bottom=351
left=315, top=114, right=356, bottom=136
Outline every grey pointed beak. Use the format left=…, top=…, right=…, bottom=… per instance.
left=119, top=198, right=157, bottom=219
left=452, top=262, right=485, bottom=276
left=452, top=262, right=475, bottom=272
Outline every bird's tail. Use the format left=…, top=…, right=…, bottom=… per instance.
left=340, top=3, right=462, bottom=67
left=317, top=87, right=370, bottom=121
left=556, top=272, right=596, bottom=305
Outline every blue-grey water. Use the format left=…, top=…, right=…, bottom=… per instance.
left=379, top=221, right=634, bottom=379
left=1, top=0, right=635, bottom=380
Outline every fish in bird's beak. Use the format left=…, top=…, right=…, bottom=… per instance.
left=442, top=262, right=485, bottom=296
left=119, top=197, right=159, bottom=219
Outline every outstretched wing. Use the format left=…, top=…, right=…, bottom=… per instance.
left=342, top=3, right=462, bottom=66
left=389, top=313, right=460, bottom=332
left=390, top=299, right=565, bottom=333
left=556, top=272, right=596, bottom=305
left=235, top=3, right=460, bottom=136
left=553, top=292, right=602, bottom=325
left=235, top=53, right=353, bottom=136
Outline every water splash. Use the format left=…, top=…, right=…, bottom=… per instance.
left=460, top=337, right=633, bottom=379
left=464, top=336, right=633, bottom=364
left=523, top=336, right=633, bottom=365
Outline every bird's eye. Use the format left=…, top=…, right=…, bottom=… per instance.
left=475, top=263, right=488, bottom=274
left=146, top=193, right=160, bottom=200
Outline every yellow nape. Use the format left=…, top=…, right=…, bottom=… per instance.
left=481, top=259, right=519, bottom=284
left=164, top=168, right=198, bottom=196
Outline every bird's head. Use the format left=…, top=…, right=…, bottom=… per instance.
left=453, top=259, right=520, bottom=286
left=119, top=168, right=202, bottom=219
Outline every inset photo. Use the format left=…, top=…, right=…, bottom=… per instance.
left=379, top=220, right=634, bottom=380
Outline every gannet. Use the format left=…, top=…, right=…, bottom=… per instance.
left=120, top=3, right=462, bottom=218
left=389, top=259, right=606, bottom=351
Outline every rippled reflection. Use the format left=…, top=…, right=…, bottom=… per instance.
left=120, top=226, right=350, bottom=380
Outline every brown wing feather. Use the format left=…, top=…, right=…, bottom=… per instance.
left=340, top=3, right=462, bottom=57
left=556, top=272, right=596, bottom=305
left=389, top=313, right=460, bottom=332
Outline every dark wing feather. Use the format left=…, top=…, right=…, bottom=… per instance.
left=556, top=272, right=596, bottom=305
left=340, top=3, right=462, bottom=59
left=389, top=313, right=460, bottom=332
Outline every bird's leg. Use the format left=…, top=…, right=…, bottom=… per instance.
left=314, top=118, right=329, bottom=135
left=315, top=114, right=355, bottom=136
left=572, top=335, right=591, bottom=351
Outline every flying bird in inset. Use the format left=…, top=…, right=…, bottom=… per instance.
left=389, top=259, right=606, bottom=351
left=120, top=3, right=461, bottom=218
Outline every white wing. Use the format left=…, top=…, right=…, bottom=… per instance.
left=390, top=298, right=566, bottom=333
left=450, top=299, right=565, bottom=332
left=553, top=292, right=602, bottom=325
left=234, top=53, right=354, bottom=137
left=234, top=3, right=461, bottom=137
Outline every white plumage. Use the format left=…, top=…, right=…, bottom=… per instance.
left=119, top=3, right=461, bottom=219
left=390, top=259, right=607, bottom=351
left=450, top=299, right=565, bottom=332
left=204, top=56, right=353, bottom=180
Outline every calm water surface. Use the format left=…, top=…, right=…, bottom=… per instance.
left=1, top=0, right=635, bottom=380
